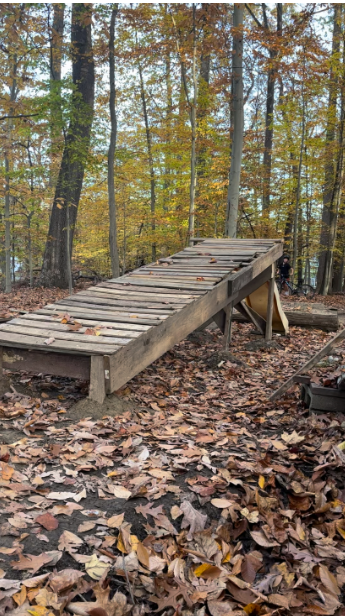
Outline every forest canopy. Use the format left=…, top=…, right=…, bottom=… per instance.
left=0, top=2, right=343, bottom=294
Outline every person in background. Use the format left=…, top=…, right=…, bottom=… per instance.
left=277, top=256, right=293, bottom=295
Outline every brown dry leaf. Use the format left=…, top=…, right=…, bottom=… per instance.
left=69, top=584, right=129, bottom=616
left=112, top=485, right=132, bottom=500
left=107, top=513, right=125, bottom=528
left=148, top=468, right=174, bottom=480
left=241, top=554, right=262, bottom=584
left=78, top=521, right=96, bottom=533
left=268, top=594, right=290, bottom=609
left=208, top=599, right=237, bottom=615
left=180, top=501, right=207, bottom=540
left=281, top=430, right=305, bottom=444
left=250, top=530, right=279, bottom=548
left=211, top=498, right=234, bottom=509
left=194, top=563, right=222, bottom=579
left=11, top=551, right=62, bottom=574
left=319, top=564, right=340, bottom=596
left=137, top=541, right=150, bottom=568
left=58, top=530, right=83, bottom=550
left=35, top=512, right=58, bottom=531
left=49, top=568, right=84, bottom=593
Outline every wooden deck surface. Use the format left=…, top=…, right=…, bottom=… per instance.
left=0, top=239, right=283, bottom=401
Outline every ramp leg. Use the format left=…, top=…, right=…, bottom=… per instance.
left=0, top=347, right=2, bottom=384
left=89, top=356, right=106, bottom=403
left=265, top=266, right=275, bottom=341
left=223, top=303, right=233, bottom=350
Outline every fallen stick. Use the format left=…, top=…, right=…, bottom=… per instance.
left=270, top=327, right=345, bottom=402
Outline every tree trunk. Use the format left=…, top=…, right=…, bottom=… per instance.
left=262, top=4, right=282, bottom=219
left=188, top=6, right=197, bottom=243
left=49, top=2, right=64, bottom=187
left=40, top=4, right=95, bottom=288
left=292, top=58, right=306, bottom=279
left=196, top=3, right=210, bottom=202
left=317, top=4, right=342, bottom=295
left=4, top=57, right=18, bottom=293
left=224, top=4, right=244, bottom=238
left=138, top=60, right=156, bottom=262
left=108, top=5, right=120, bottom=278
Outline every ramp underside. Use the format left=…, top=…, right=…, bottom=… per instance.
left=0, top=239, right=283, bottom=400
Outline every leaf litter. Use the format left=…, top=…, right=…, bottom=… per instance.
left=1, top=294, right=345, bottom=614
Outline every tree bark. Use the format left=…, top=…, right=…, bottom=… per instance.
left=138, top=60, right=156, bottom=262
left=224, top=4, right=244, bottom=238
left=49, top=3, right=64, bottom=187
left=292, top=58, right=306, bottom=279
left=188, top=4, right=198, bottom=243
left=40, top=3, right=95, bottom=288
left=108, top=5, right=120, bottom=278
left=316, top=4, right=342, bottom=295
left=262, top=4, right=282, bottom=217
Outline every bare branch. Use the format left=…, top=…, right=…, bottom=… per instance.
left=244, top=3, right=263, bottom=29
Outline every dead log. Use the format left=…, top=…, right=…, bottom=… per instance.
left=233, top=308, right=338, bottom=332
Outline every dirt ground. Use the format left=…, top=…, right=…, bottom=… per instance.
left=1, top=314, right=345, bottom=614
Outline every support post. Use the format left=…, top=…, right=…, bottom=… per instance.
left=89, top=355, right=106, bottom=403
left=0, top=346, right=3, bottom=386
left=265, top=265, right=275, bottom=341
left=223, top=303, right=233, bottom=350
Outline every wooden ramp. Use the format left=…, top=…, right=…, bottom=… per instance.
left=0, top=239, right=283, bottom=403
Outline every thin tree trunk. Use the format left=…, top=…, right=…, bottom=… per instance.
left=292, top=55, right=306, bottom=279
left=225, top=4, right=244, bottom=238
left=262, top=4, right=282, bottom=217
left=4, top=57, right=18, bottom=293
left=188, top=6, right=197, bottom=243
left=108, top=5, right=120, bottom=278
left=49, top=3, right=64, bottom=188
left=40, top=4, right=95, bottom=288
left=317, top=4, right=342, bottom=295
left=195, top=2, right=210, bottom=221
left=138, top=60, right=156, bottom=262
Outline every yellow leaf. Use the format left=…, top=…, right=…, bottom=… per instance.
left=258, top=475, right=265, bottom=489
left=194, top=563, right=210, bottom=577
left=56, top=203, right=63, bottom=209
left=13, top=586, right=26, bottom=606
left=28, top=608, right=52, bottom=616
left=137, top=541, right=150, bottom=567
left=117, top=533, right=127, bottom=553
left=194, top=563, right=221, bottom=579
left=130, top=535, right=139, bottom=551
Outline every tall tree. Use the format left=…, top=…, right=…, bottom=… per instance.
left=316, top=4, right=342, bottom=295
left=108, top=4, right=120, bottom=278
left=40, top=3, right=95, bottom=288
left=225, top=3, right=244, bottom=238
left=49, top=2, right=65, bottom=187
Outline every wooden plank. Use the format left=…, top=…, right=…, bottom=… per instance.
left=265, top=265, right=275, bottom=341
left=110, top=278, right=213, bottom=291
left=60, top=294, right=183, bottom=311
left=36, top=308, right=161, bottom=327
left=3, top=347, right=90, bottom=380
left=168, top=255, right=253, bottom=262
left=101, top=282, right=204, bottom=295
left=89, top=356, right=106, bottom=403
left=139, top=268, right=230, bottom=277
left=81, top=289, right=194, bottom=304
left=0, top=323, right=127, bottom=347
left=128, top=272, right=222, bottom=282
left=10, top=318, right=141, bottom=339
left=0, top=331, right=118, bottom=355
left=92, top=288, right=197, bottom=301
left=18, top=313, right=151, bottom=331
left=270, top=328, right=345, bottom=401
left=234, top=301, right=266, bottom=336
left=50, top=302, right=171, bottom=319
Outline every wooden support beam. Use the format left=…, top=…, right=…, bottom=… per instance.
left=270, top=327, right=345, bottom=401
left=89, top=355, right=106, bottom=403
left=2, top=348, right=90, bottom=380
left=223, top=304, right=233, bottom=350
left=265, top=265, right=275, bottom=341
left=234, top=301, right=266, bottom=336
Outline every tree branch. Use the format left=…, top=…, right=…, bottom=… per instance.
left=0, top=113, right=40, bottom=122
left=244, top=3, right=263, bottom=29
